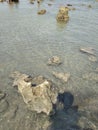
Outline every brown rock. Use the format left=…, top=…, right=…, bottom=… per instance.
left=52, top=71, right=70, bottom=83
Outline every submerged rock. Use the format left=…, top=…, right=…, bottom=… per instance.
left=82, top=72, right=98, bottom=82
left=52, top=71, right=70, bottom=83
left=37, top=9, right=46, bottom=15
left=47, top=56, right=62, bottom=66
left=88, top=5, right=92, bottom=8
left=88, top=55, right=97, bottom=62
left=11, top=71, right=58, bottom=115
left=56, top=7, right=69, bottom=22
left=29, top=0, right=34, bottom=4
left=80, top=47, right=95, bottom=55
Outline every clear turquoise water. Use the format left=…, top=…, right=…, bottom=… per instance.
left=0, top=0, right=98, bottom=129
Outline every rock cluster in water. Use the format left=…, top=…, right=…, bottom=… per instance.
left=47, top=56, right=62, bottom=66
left=56, top=7, right=69, bottom=22
left=11, top=71, right=58, bottom=115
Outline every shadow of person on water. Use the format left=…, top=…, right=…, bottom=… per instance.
left=47, top=92, right=94, bottom=130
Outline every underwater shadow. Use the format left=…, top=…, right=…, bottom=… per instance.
left=47, top=92, right=94, bottom=130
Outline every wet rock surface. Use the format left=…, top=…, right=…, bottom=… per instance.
left=52, top=71, right=70, bottom=83
left=80, top=47, right=95, bottom=55
left=47, top=56, right=62, bottom=66
left=11, top=71, right=58, bottom=115
left=56, top=7, right=69, bottom=22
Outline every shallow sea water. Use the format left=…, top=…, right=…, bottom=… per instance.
left=0, top=0, right=98, bottom=130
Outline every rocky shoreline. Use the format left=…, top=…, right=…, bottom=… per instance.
left=0, top=0, right=98, bottom=129
left=0, top=46, right=97, bottom=130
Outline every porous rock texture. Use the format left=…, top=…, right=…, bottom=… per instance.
left=11, top=71, right=58, bottom=115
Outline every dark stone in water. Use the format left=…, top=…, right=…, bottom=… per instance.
left=58, top=92, right=74, bottom=110
left=67, top=4, right=72, bottom=6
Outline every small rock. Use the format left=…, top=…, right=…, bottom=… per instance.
left=52, top=71, right=70, bottom=83
left=88, top=5, right=92, bottom=8
left=80, top=47, right=95, bottom=55
left=82, top=72, right=98, bottom=82
left=37, top=9, right=46, bottom=15
left=48, top=3, right=52, bottom=6
left=88, top=56, right=97, bottom=62
left=47, top=56, right=62, bottom=66
left=67, top=4, right=72, bottom=6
